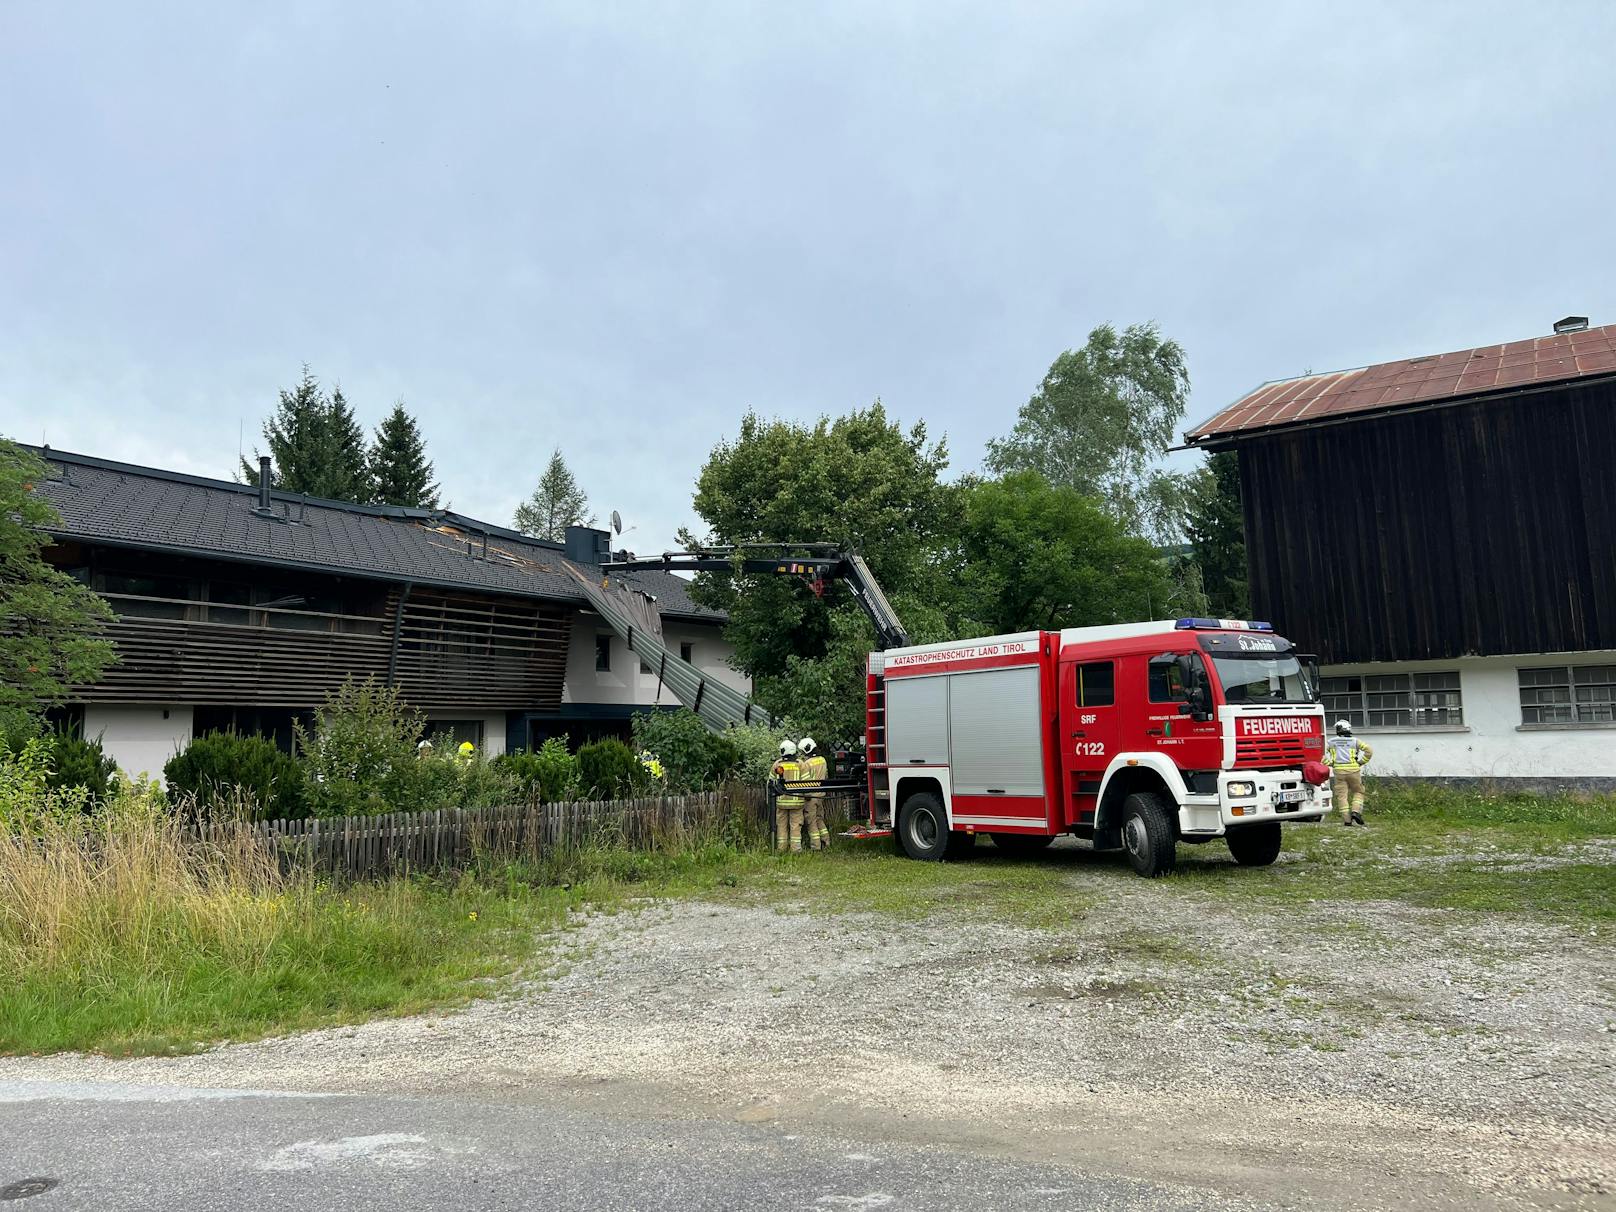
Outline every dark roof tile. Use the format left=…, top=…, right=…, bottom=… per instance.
left=31, top=449, right=722, bottom=622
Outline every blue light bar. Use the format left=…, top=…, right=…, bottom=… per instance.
left=1175, top=618, right=1275, bottom=632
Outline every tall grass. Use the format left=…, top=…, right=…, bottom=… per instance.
left=0, top=779, right=771, bottom=1056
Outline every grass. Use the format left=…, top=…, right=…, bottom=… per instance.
left=0, top=807, right=754, bottom=1057
left=4, top=785, right=1611, bottom=1056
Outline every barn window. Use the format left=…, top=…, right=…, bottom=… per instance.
left=1320, top=672, right=1463, bottom=727
left=595, top=634, right=613, bottom=672
left=1519, top=665, right=1616, bottom=724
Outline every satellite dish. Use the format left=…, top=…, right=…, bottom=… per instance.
left=610, top=510, right=623, bottom=535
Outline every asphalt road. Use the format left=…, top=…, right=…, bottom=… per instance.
left=0, top=1078, right=1269, bottom=1211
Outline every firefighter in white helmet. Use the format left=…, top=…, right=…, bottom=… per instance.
left=1324, top=719, right=1373, bottom=826
left=798, top=737, right=830, bottom=850
left=770, top=739, right=805, bottom=853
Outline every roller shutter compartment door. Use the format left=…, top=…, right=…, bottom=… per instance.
left=885, top=674, right=950, bottom=766
left=947, top=666, right=1045, bottom=796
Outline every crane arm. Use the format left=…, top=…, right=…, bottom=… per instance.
left=602, top=545, right=910, bottom=650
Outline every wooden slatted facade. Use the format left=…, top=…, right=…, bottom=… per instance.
left=1236, top=376, right=1616, bottom=665
left=68, top=547, right=572, bottom=711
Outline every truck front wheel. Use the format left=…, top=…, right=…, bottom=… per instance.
left=1226, top=821, right=1283, bottom=867
left=1120, top=791, right=1177, bottom=878
left=897, top=792, right=953, bottom=862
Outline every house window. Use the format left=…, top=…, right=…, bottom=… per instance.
left=1321, top=672, right=1463, bottom=727
left=1075, top=661, right=1115, bottom=707
left=595, top=634, right=612, bottom=672
left=423, top=719, right=484, bottom=749
left=680, top=641, right=694, bottom=663
left=1519, top=665, right=1616, bottom=724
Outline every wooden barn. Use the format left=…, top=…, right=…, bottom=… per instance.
left=1185, top=317, right=1616, bottom=788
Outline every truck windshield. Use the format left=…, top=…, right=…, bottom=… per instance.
left=1210, top=653, right=1311, bottom=704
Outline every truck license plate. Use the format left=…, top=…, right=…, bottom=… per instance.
left=1275, top=789, right=1309, bottom=804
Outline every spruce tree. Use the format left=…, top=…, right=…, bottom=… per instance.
left=513, top=448, right=593, bottom=541
left=241, top=368, right=373, bottom=503
left=368, top=402, right=440, bottom=508
left=323, top=386, right=371, bottom=503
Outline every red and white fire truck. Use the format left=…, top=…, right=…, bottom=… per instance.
left=864, top=619, right=1330, bottom=876
left=601, top=546, right=1329, bottom=878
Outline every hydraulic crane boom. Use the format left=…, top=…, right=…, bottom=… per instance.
left=602, top=545, right=910, bottom=650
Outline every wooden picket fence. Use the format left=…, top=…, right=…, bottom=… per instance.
left=195, top=786, right=767, bottom=881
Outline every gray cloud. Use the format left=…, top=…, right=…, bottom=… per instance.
left=4, top=1, right=1613, bottom=549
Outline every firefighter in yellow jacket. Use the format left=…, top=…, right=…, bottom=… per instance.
left=770, top=739, right=806, bottom=853
left=1324, top=720, right=1373, bottom=826
left=798, top=737, right=831, bottom=851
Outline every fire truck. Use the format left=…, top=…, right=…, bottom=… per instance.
left=865, top=620, right=1329, bottom=877
left=601, top=546, right=1329, bottom=877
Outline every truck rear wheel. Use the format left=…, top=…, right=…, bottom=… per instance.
left=990, top=833, right=1054, bottom=856
left=1120, top=791, right=1177, bottom=878
left=897, top=792, right=954, bottom=862
left=1226, top=821, right=1283, bottom=867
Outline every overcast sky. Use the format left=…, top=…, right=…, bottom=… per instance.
left=4, top=2, right=1613, bottom=550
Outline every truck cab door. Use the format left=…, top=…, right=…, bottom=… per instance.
left=1143, top=651, right=1222, bottom=768
left=1060, top=658, right=1119, bottom=827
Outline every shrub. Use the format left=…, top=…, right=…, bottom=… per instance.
left=631, top=710, right=742, bottom=791
left=0, top=739, right=92, bottom=829
left=725, top=720, right=800, bottom=785
left=0, top=718, right=117, bottom=803
left=294, top=679, right=425, bottom=817
left=575, top=739, right=643, bottom=799
left=165, top=732, right=309, bottom=821
left=494, top=738, right=578, bottom=803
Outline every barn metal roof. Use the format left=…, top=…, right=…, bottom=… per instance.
left=1185, top=321, right=1616, bottom=446
left=28, top=447, right=724, bottom=622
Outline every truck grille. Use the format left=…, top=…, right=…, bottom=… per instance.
left=1234, top=736, right=1312, bottom=768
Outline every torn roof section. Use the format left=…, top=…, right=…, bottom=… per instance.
left=1185, top=321, right=1616, bottom=448
left=29, top=446, right=723, bottom=622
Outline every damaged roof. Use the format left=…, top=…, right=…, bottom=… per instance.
left=1185, top=321, right=1616, bottom=446
left=29, top=447, right=722, bottom=622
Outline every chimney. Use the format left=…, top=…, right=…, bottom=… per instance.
left=253, top=457, right=275, bottom=517
left=564, top=524, right=611, bottom=565
left=1553, top=315, right=1590, bottom=335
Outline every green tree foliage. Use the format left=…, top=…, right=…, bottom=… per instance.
left=241, top=367, right=371, bottom=503
left=0, top=440, right=116, bottom=719
left=950, top=472, right=1179, bottom=633
left=631, top=710, right=742, bottom=792
left=367, top=401, right=440, bottom=508
left=164, top=732, right=309, bottom=821
left=985, top=323, right=1192, bottom=542
left=514, top=448, right=593, bottom=541
left=683, top=404, right=954, bottom=740
left=575, top=739, right=642, bottom=799
left=1186, top=452, right=1250, bottom=618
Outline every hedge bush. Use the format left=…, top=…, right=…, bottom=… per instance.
left=164, top=732, right=309, bottom=820
left=575, top=739, right=643, bottom=799
left=630, top=710, right=742, bottom=791
left=494, top=738, right=578, bottom=803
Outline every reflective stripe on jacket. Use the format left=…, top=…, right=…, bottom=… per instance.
left=803, top=754, right=829, bottom=792
left=772, top=759, right=806, bottom=806
left=1324, top=736, right=1372, bottom=770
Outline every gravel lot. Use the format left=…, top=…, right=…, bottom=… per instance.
left=5, top=843, right=1613, bottom=1210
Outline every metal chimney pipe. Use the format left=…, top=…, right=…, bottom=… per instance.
left=258, top=457, right=272, bottom=510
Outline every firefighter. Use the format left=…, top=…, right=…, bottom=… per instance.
left=798, top=737, right=830, bottom=850
left=456, top=740, right=476, bottom=762
left=1324, top=720, right=1373, bottom=826
left=638, top=749, right=666, bottom=784
left=770, top=739, right=805, bottom=853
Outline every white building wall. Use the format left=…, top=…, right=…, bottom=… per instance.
left=83, top=705, right=194, bottom=784
left=560, top=613, right=749, bottom=706
left=1323, top=651, right=1616, bottom=782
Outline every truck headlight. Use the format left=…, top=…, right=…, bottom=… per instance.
left=1226, top=781, right=1256, bottom=798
